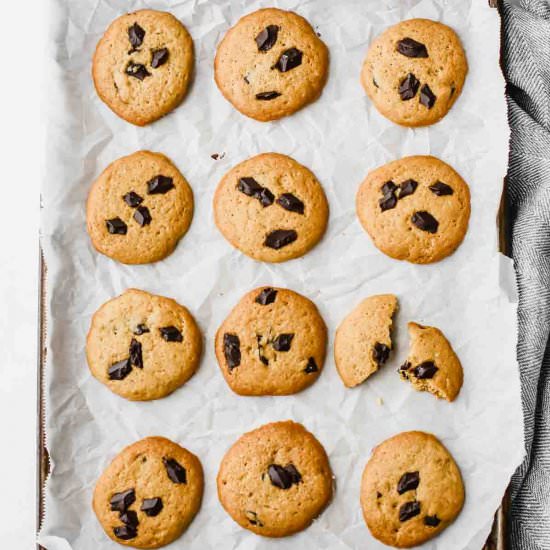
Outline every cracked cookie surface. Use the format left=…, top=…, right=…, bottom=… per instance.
left=217, top=421, right=333, bottom=537
left=93, top=9, right=194, bottom=126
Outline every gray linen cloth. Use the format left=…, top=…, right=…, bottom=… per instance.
left=500, top=1, right=550, bottom=548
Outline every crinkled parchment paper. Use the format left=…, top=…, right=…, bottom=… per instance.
left=39, top=0, right=524, bottom=548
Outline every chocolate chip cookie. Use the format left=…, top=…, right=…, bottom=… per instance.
left=361, top=18, right=467, bottom=127
left=360, top=431, right=465, bottom=548
left=214, top=8, right=329, bottom=121
left=93, top=10, right=194, bottom=126
left=87, top=150, right=194, bottom=264
left=214, top=153, right=329, bottom=262
left=93, top=436, right=203, bottom=548
left=215, top=286, right=327, bottom=396
left=356, top=155, right=470, bottom=264
left=399, top=322, right=463, bottom=402
left=86, top=289, right=202, bottom=401
left=217, top=420, right=333, bottom=537
left=335, top=294, right=398, bottom=388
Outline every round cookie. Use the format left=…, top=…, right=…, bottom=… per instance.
left=361, top=18, right=467, bottom=127
left=360, top=431, right=465, bottom=548
left=356, top=155, right=470, bottom=264
left=215, top=286, right=327, bottom=396
left=93, top=436, right=204, bottom=548
left=214, top=8, right=329, bottom=121
left=214, top=153, right=329, bottom=263
left=86, top=289, right=202, bottom=401
left=87, top=150, right=194, bottom=264
left=217, top=420, right=333, bottom=537
left=335, top=294, right=398, bottom=388
left=399, top=322, right=463, bottom=402
left=93, top=10, right=194, bottom=126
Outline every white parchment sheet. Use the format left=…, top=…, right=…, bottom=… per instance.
left=39, top=1, right=525, bottom=549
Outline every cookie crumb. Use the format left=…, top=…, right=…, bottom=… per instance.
left=376, top=397, right=384, bottom=406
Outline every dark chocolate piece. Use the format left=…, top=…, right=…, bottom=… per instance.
left=128, top=23, right=145, bottom=50
left=255, top=25, right=279, bottom=51
left=140, top=497, right=163, bottom=517
left=129, top=338, right=143, bottom=368
left=267, top=464, right=302, bottom=489
left=397, top=471, right=420, bottom=494
left=264, top=229, right=297, bottom=249
left=120, top=510, right=139, bottom=528
left=419, top=84, right=436, bottom=109
left=272, top=333, right=294, bottom=352
left=304, top=357, right=318, bottom=373
left=424, top=515, right=441, bottom=527
left=399, top=501, right=421, bottom=522
left=413, top=361, right=438, bottom=379
left=108, top=358, right=132, bottom=380
left=133, top=205, right=151, bottom=226
left=397, top=37, right=428, bottom=58
left=373, top=342, right=390, bottom=367
left=113, top=525, right=137, bottom=540
left=255, top=288, right=277, bottom=305
left=398, top=73, right=420, bottom=101
left=276, top=193, right=304, bottom=214
left=398, top=179, right=418, bottom=199
left=159, top=326, right=183, bottom=343
left=133, top=324, right=150, bottom=335
left=273, top=48, right=303, bottom=72
left=106, top=217, right=127, bottom=235
left=147, top=175, right=174, bottom=194
left=110, top=488, right=136, bottom=512
left=429, top=181, right=453, bottom=196
left=245, top=510, right=264, bottom=527
left=224, top=333, right=241, bottom=370
left=411, top=211, right=439, bottom=233
left=163, top=457, right=187, bottom=484
left=256, top=91, right=282, bottom=100
left=123, top=191, right=143, bottom=208
left=125, top=62, right=150, bottom=81
left=151, top=48, right=169, bottom=68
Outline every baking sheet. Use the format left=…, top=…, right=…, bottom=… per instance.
left=38, top=0, right=524, bottom=549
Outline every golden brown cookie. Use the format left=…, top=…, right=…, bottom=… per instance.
left=215, top=286, right=327, bottom=396
left=93, top=10, right=194, bottom=126
left=213, top=153, right=329, bottom=263
left=398, top=322, right=463, bottom=402
left=361, top=18, right=467, bottom=127
left=214, top=8, right=329, bottom=121
left=86, top=289, right=202, bottom=401
left=335, top=294, right=398, bottom=388
left=356, top=155, right=470, bottom=264
left=86, top=151, right=194, bottom=265
left=93, top=436, right=204, bottom=548
left=360, top=431, right=465, bottom=548
left=217, top=420, right=333, bottom=537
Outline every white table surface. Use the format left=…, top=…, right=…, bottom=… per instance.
left=0, top=2, right=44, bottom=548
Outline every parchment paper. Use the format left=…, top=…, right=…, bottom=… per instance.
left=38, top=1, right=525, bottom=548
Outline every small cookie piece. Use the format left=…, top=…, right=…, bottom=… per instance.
left=360, top=431, right=464, bottom=548
left=398, top=322, right=463, bottom=402
left=356, top=155, right=470, bottom=264
left=87, top=151, right=194, bottom=264
left=214, top=8, right=329, bottom=121
left=93, top=436, right=203, bottom=548
left=214, top=153, right=329, bottom=262
left=361, top=19, right=467, bottom=127
left=86, top=289, right=201, bottom=401
left=215, top=286, right=327, bottom=395
left=93, top=10, right=194, bottom=126
left=217, top=420, right=333, bottom=537
left=335, top=294, right=398, bottom=388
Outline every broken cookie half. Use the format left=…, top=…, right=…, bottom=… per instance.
left=335, top=294, right=398, bottom=388
left=399, top=322, right=463, bottom=401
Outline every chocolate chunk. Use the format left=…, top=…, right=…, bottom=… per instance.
left=125, top=62, right=150, bottom=81
left=256, top=335, right=269, bottom=365
left=108, top=358, right=132, bottom=380
left=114, top=525, right=137, bottom=540
left=245, top=510, right=264, bottom=527
left=276, top=193, right=304, bottom=214
left=258, top=187, right=275, bottom=207
left=411, top=211, right=439, bottom=233
left=133, top=324, right=150, bottom=335
left=110, top=488, right=136, bottom=512
left=123, top=191, right=143, bottom=208
left=398, top=179, right=418, bottom=199
left=429, top=181, right=453, bottom=196
left=397, top=471, right=420, bottom=494
left=267, top=464, right=302, bottom=489
left=120, top=510, right=139, bottom=528
left=397, top=37, right=428, bottom=58
left=419, top=84, right=436, bottom=109
left=238, top=177, right=262, bottom=196
left=141, top=497, right=163, bottom=517
left=304, top=357, right=318, bottom=373
left=151, top=48, right=169, bottom=69
left=163, top=457, right=187, bottom=484
left=413, top=361, right=438, bottom=379
left=147, top=175, right=174, bottom=194
left=133, top=205, right=151, bottom=226
left=159, top=326, right=183, bottom=343
left=128, top=23, right=145, bottom=50
left=376, top=491, right=383, bottom=499
left=255, top=288, right=277, bottom=305
left=399, top=361, right=411, bottom=374
left=424, top=515, right=441, bottom=527
left=381, top=181, right=397, bottom=196
left=399, top=501, right=421, bottom=522
left=264, top=229, right=297, bottom=249
left=224, top=333, right=241, bottom=370
left=373, top=342, right=390, bottom=367
left=399, top=73, right=420, bottom=101
left=256, top=91, right=282, bottom=100
left=129, top=338, right=143, bottom=368
left=272, top=333, right=294, bottom=352
left=380, top=191, right=398, bottom=212
left=255, top=25, right=279, bottom=51
left=274, top=48, right=303, bottom=72
left=106, top=217, right=127, bottom=235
